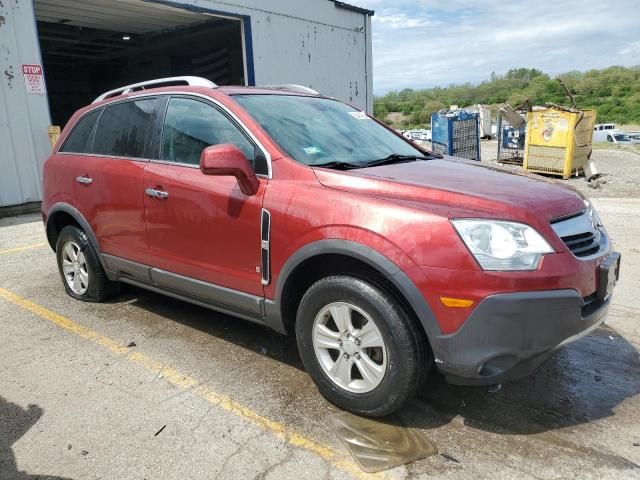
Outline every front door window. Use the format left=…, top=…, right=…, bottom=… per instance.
left=161, top=97, right=256, bottom=168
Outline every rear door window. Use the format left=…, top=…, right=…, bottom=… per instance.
left=93, top=98, right=158, bottom=158
left=59, top=109, right=101, bottom=154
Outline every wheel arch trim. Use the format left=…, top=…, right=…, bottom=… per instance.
left=46, top=203, right=108, bottom=272
left=267, top=239, right=442, bottom=340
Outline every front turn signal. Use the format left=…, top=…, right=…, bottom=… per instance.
left=440, top=297, right=474, bottom=308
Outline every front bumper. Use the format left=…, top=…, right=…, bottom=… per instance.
left=434, top=289, right=611, bottom=385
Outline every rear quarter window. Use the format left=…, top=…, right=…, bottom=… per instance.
left=59, top=109, right=101, bottom=154
left=93, top=98, right=158, bottom=158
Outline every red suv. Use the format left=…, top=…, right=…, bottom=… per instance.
left=42, top=77, right=620, bottom=416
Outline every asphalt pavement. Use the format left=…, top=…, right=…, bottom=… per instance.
left=1, top=198, right=639, bottom=479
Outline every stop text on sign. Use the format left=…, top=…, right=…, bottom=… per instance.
left=22, top=64, right=43, bottom=75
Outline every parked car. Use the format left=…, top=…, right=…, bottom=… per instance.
left=627, top=132, right=640, bottom=144
left=42, top=77, right=620, bottom=417
left=605, top=132, right=633, bottom=145
left=403, top=129, right=425, bottom=142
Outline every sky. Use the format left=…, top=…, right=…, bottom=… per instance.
left=352, top=0, right=640, bottom=94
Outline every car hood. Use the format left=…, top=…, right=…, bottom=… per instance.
left=313, top=158, right=586, bottom=221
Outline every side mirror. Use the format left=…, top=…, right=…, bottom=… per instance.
left=200, top=144, right=260, bottom=196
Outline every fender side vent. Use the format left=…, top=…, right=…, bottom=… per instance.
left=261, top=209, right=271, bottom=285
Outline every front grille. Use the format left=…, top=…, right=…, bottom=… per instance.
left=560, top=231, right=601, bottom=257
left=551, top=210, right=606, bottom=259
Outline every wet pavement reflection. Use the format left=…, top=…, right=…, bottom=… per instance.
left=414, top=327, right=640, bottom=435
left=330, top=412, right=437, bottom=472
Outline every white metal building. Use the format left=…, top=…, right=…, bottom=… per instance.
left=0, top=0, right=373, bottom=208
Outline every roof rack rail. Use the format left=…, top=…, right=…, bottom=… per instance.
left=263, top=84, right=321, bottom=95
left=93, top=76, right=217, bottom=103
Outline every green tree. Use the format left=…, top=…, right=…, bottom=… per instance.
left=373, top=102, right=388, bottom=119
left=374, top=66, right=640, bottom=126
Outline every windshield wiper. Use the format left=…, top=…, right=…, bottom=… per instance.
left=311, top=161, right=362, bottom=170
left=313, top=153, right=439, bottom=171
left=363, top=153, right=437, bottom=168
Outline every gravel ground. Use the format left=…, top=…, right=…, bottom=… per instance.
left=479, top=140, right=640, bottom=198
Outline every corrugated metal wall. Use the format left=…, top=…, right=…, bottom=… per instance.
left=250, top=3, right=372, bottom=112
left=0, top=0, right=373, bottom=207
left=0, top=0, right=52, bottom=207
left=150, top=0, right=373, bottom=112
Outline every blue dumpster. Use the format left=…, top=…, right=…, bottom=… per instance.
left=431, top=110, right=480, bottom=161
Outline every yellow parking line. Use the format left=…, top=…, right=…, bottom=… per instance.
left=0, top=242, right=47, bottom=255
left=0, top=287, right=386, bottom=480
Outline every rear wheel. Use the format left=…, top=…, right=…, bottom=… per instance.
left=296, top=276, right=429, bottom=417
left=56, top=225, right=119, bottom=302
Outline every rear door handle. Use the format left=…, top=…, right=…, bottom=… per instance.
left=76, top=175, right=93, bottom=185
left=145, top=188, right=169, bottom=200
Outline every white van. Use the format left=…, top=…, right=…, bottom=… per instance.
left=593, top=123, right=617, bottom=143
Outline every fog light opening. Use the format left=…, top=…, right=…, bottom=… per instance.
left=478, top=354, right=520, bottom=377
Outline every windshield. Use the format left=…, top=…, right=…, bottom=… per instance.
left=233, top=94, right=423, bottom=167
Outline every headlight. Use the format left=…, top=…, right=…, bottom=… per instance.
left=452, top=220, right=554, bottom=271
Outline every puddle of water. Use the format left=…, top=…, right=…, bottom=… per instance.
left=330, top=412, right=438, bottom=473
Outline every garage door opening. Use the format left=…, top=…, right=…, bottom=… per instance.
left=34, top=0, right=248, bottom=126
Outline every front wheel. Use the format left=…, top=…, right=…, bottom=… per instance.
left=295, top=276, right=429, bottom=417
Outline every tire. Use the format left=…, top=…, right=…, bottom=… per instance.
left=295, top=276, right=430, bottom=417
left=55, top=225, right=119, bottom=302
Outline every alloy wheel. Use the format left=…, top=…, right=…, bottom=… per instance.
left=312, top=302, right=388, bottom=393
left=61, top=240, right=89, bottom=295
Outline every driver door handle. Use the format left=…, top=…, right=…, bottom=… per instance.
left=145, top=188, right=169, bottom=200
left=76, top=175, right=93, bottom=185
